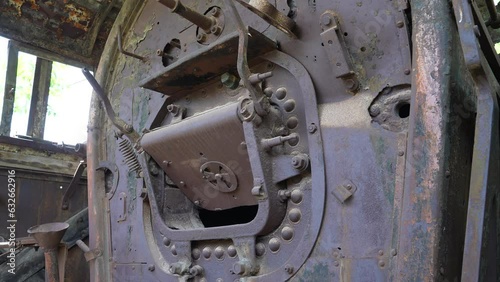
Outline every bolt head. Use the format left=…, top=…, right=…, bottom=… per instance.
left=210, top=7, right=220, bottom=16
left=308, top=123, right=317, bottom=133
left=221, top=73, right=240, bottom=89
left=344, top=78, right=359, bottom=91
left=197, top=32, right=207, bottom=42
left=233, top=261, right=248, bottom=275
left=210, top=25, right=222, bottom=36
left=291, top=156, right=305, bottom=169
left=321, top=14, right=332, bottom=26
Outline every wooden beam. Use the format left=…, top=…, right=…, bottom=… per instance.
left=0, top=41, right=19, bottom=136
left=27, top=58, right=52, bottom=139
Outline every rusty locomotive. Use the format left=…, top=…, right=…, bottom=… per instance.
left=0, top=0, right=500, bottom=281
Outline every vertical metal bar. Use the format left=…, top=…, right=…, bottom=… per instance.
left=395, top=0, right=454, bottom=279
left=461, top=75, right=500, bottom=281
left=27, top=58, right=52, bottom=139
left=0, top=41, right=19, bottom=136
left=44, top=249, right=60, bottom=282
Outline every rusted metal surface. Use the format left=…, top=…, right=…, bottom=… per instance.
left=452, top=0, right=500, bottom=280
left=0, top=136, right=84, bottom=175
left=28, top=222, right=69, bottom=282
left=75, top=0, right=500, bottom=281
left=395, top=0, right=461, bottom=279
left=235, top=0, right=295, bottom=37
left=0, top=0, right=122, bottom=68
left=0, top=209, right=90, bottom=282
left=140, top=27, right=277, bottom=96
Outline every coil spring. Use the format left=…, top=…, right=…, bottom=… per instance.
left=118, top=138, right=140, bottom=172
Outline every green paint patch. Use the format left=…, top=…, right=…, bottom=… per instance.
left=299, top=263, right=333, bottom=282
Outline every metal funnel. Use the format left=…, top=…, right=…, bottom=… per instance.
left=28, top=222, right=69, bottom=250
left=28, top=222, right=69, bottom=282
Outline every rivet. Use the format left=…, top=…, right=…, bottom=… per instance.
left=214, top=246, right=225, bottom=260
left=227, top=245, right=237, bottom=258
left=263, top=87, right=273, bottom=97
left=396, top=20, right=404, bottom=28
left=170, top=244, right=177, bottom=256
left=398, top=151, right=405, bottom=156
left=404, top=69, right=411, bottom=75
left=390, top=249, right=397, bottom=256
left=192, top=248, right=201, bottom=260
left=333, top=251, right=339, bottom=259
left=202, top=247, right=212, bottom=259
left=289, top=208, right=302, bottom=223
left=286, top=117, right=299, bottom=129
left=378, top=250, right=384, bottom=256
left=148, top=264, right=155, bottom=271
left=255, top=243, right=266, bottom=256
left=281, top=226, right=294, bottom=241
left=290, top=190, right=303, bottom=204
left=445, top=170, right=451, bottom=178
left=269, top=238, right=281, bottom=252
left=283, top=99, right=296, bottom=112
left=334, top=261, right=339, bottom=267
left=378, top=260, right=385, bottom=268
left=163, top=237, right=171, bottom=246
left=275, top=87, right=287, bottom=100
left=285, top=264, right=294, bottom=274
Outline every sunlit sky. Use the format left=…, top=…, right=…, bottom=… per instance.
left=0, top=36, right=91, bottom=145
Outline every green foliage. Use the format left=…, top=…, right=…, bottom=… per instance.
left=13, top=52, right=36, bottom=115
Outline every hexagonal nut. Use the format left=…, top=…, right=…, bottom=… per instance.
left=291, top=154, right=309, bottom=171
left=210, top=25, right=222, bottom=36
left=221, top=72, right=240, bottom=89
left=196, top=32, right=207, bottom=43
left=210, top=7, right=220, bottom=17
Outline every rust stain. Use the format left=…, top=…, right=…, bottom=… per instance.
left=63, top=3, right=92, bottom=32
left=8, top=0, right=23, bottom=16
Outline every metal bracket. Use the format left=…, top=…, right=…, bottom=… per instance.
left=61, top=160, right=87, bottom=210
left=319, top=11, right=359, bottom=92
left=76, top=240, right=102, bottom=262
left=333, top=180, right=357, bottom=204
left=117, top=192, right=127, bottom=222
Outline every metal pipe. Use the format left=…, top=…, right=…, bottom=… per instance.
left=157, top=0, right=215, bottom=32
left=44, top=249, right=60, bottom=282
left=75, top=239, right=91, bottom=253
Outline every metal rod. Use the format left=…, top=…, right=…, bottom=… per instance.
left=75, top=240, right=91, bottom=253
left=223, top=0, right=268, bottom=116
left=81, top=68, right=133, bottom=135
left=117, top=26, right=146, bottom=61
left=157, top=0, right=215, bottom=32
